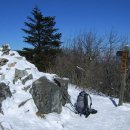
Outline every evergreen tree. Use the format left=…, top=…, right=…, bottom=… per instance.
left=21, top=7, right=62, bottom=71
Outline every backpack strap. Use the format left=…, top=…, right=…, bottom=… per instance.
left=88, top=94, right=92, bottom=109
left=83, top=94, right=88, bottom=111
left=83, top=94, right=92, bottom=117
left=84, top=93, right=92, bottom=109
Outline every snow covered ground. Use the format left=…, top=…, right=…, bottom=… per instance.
left=1, top=85, right=130, bottom=130
left=0, top=50, right=130, bottom=130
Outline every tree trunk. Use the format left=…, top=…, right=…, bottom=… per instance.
left=118, top=73, right=126, bottom=106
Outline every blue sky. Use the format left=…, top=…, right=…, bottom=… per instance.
left=0, top=0, right=130, bottom=50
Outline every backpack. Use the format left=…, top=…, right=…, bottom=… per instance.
left=75, top=91, right=97, bottom=117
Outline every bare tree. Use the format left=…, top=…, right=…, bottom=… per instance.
left=48, top=31, right=130, bottom=102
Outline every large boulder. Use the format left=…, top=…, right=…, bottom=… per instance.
left=0, top=83, right=12, bottom=113
left=30, top=76, right=69, bottom=114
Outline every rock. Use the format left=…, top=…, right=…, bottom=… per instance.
left=7, top=62, right=17, bottom=67
left=22, top=74, right=33, bottom=85
left=1, top=44, right=10, bottom=55
left=25, top=68, right=31, bottom=70
left=53, top=77, right=70, bottom=105
left=54, top=77, right=70, bottom=105
left=13, top=69, right=28, bottom=83
left=15, top=57, right=23, bottom=60
left=0, top=58, right=8, bottom=67
left=0, top=83, right=12, bottom=114
left=10, top=53, right=15, bottom=56
left=18, top=98, right=32, bottom=108
left=22, top=85, right=31, bottom=92
left=30, top=76, right=69, bottom=114
left=0, top=74, right=5, bottom=81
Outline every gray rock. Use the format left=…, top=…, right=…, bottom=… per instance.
left=22, top=85, right=31, bottom=92
left=7, top=62, right=17, bottom=67
left=0, top=58, right=8, bottom=67
left=31, top=76, right=69, bottom=114
left=18, top=98, right=32, bottom=108
left=1, top=44, right=10, bottom=55
left=54, top=77, right=70, bottom=105
left=10, top=53, right=15, bottom=56
left=13, top=69, right=28, bottom=83
left=0, top=83, right=12, bottom=114
left=25, top=68, right=31, bottom=70
left=22, top=74, right=33, bottom=85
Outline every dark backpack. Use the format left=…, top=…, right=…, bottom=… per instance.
left=75, top=91, right=97, bottom=117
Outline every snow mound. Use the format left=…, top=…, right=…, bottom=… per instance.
left=0, top=49, right=130, bottom=130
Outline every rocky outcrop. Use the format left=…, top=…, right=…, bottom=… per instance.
left=30, top=76, right=69, bottom=114
left=0, top=83, right=12, bottom=113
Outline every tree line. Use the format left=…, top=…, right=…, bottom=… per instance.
left=49, top=31, right=130, bottom=102
left=19, top=7, right=130, bottom=102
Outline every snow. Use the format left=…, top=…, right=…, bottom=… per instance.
left=76, top=66, right=85, bottom=72
left=0, top=50, right=130, bottom=130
